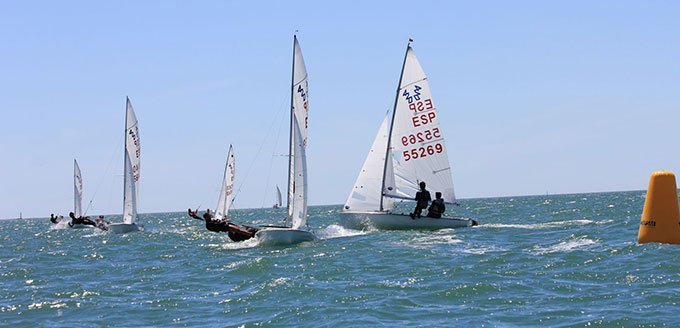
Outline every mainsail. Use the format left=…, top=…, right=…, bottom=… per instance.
left=215, top=145, right=235, bottom=220
left=123, top=97, right=140, bottom=224
left=344, top=113, right=394, bottom=212
left=385, top=46, right=456, bottom=203
left=74, top=159, right=83, bottom=217
left=287, top=35, right=309, bottom=226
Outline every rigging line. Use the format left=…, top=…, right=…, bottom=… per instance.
left=84, top=138, right=123, bottom=215
left=232, top=91, right=289, bottom=204
left=261, top=95, right=289, bottom=207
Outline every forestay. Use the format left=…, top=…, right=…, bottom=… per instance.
left=123, top=98, right=140, bottom=224
left=344, top=113, right=394, bottom=212
left=215, top=145, right=235, bottom=220
left=287, top=35, right=309, bottom=218
left=73, top=159, right=83, bottom=217
left=387, top=46, right=456, bottom=203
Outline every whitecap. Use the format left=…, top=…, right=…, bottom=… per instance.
left=315, top=224, right=367, bottom=240
left=482, top=219, right=594, bottom=229
left=532, top=236, right=597, bottom=255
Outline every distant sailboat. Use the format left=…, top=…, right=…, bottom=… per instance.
left=255, top=36, right=315, bottom=245
left=215, top=145, right=235, bottom=221
left=339, top=43, right=476, bottom=230
left=108, top=97, right=141, bottom=234
left=272, top=185, right=282, bottom=209
left=69, top=158, right=90, bottom=228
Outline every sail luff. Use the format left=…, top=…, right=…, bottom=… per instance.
left=215, top=145, right=235, bottom=220
left=380, top=44, right=411, bottom=212
left=74, top=159, right=83, bottom=218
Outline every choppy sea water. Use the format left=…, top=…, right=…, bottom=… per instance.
left=2, top=191, right=679, bottom=327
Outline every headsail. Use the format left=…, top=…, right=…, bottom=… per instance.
left=215, top=145, right=235, bottom=220
left=344, top=113, right=394, bottom=212
left=386, top=46, right=456, bottom=203
left=74, top=159, right=83, bottom=217
left=290, top=116, right=308, bottom=229
left=123, top=97, right=140, bottom=224
left=287, top=35, right=309, bottom=219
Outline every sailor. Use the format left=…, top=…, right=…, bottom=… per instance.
left=68, top=212, right=97, bottom=227
left=187, top=208, right=258, bottom=241
left=95, top=215, right=110, bottom=231
left=50, top=213, right=59, bottom=224
left=427, top=192, right=446, bottom=218
left=410, top=181, right=431, bottom=219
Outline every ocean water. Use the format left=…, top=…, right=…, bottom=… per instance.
left=2, top=190, right=679, bottom=327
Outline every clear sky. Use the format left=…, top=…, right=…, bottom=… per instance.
left=1, top=1, right=679, bottom=219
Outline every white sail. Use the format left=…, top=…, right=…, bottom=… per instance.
left=276, top=185, right=282, bottom=207
left=344, top=113, right=394, bottom=212
left=287, top=35, right=309, bottom=218
left=387, top=46, right=455, bottom=203
left=290, top=116, right=307, bottom=229
left=73, top=159, right=83, bottom=217
left=385, top=46, right=456, bottom=202
left=123, top=98, right=140, bottom=224
left=215, top=145, right=235, bottom=220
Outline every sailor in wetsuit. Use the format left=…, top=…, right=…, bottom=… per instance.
left=187, top=208, right=258, bottom=241
left=50, top=213, right=60, bottom=224
left=427, top=192, right=446, bottom=218
left=95, top=215, right=110, bottom=231
left=410, top=181, right=431, bottom=219
left=68, top=212, right=97, bottom=227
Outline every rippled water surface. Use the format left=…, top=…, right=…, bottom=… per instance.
left=2, top=191, right=679, bottom=327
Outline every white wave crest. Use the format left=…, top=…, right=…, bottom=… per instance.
left=532, top=236, right=597, bottom=255
left=315, top=224, right=367, bottom=240
left=482, top=219, right=594, bottom=229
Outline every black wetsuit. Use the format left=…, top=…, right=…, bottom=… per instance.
left=427, top=198, right=446, bottom=218
left=188, top=209, right=257, bottom=241
left=69, top=213, right=97, bottom=227
left=413, top=189, right=431, bottom=218
left=50, top=214, right=59, bottom=224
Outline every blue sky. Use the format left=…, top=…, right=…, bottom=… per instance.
left=1, top=1, right=679, bottom=219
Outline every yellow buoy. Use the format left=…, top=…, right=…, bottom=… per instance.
left=638, top=171, right=680, bottom=244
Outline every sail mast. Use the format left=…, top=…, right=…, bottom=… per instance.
left=285, top=35, right=297, bottom=225
left=122, top=96, right=129, bottom=221
left=380, top=43, right=411, bottom=212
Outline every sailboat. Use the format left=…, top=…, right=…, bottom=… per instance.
left=69, top=158, right=90, bottom=228
left=272, top=185, right=282, bottom=209
left=255, top=36, right=316, bottom=245
left=339, top=43, right=477, bottom=230
left=215, top=145, right=235, bottom=221
left=108, top=97, right=141, bottom=234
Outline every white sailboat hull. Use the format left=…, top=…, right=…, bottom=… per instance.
left=255, top=227, right=316, bottom=246
left=338, top=211, right=476, bottom=230
left=107, top=223, right=140, bottom=234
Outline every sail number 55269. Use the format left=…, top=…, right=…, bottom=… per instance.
left=402, top=143, right=443, bottom=161
left=401, top=128, right=441, bottom=146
